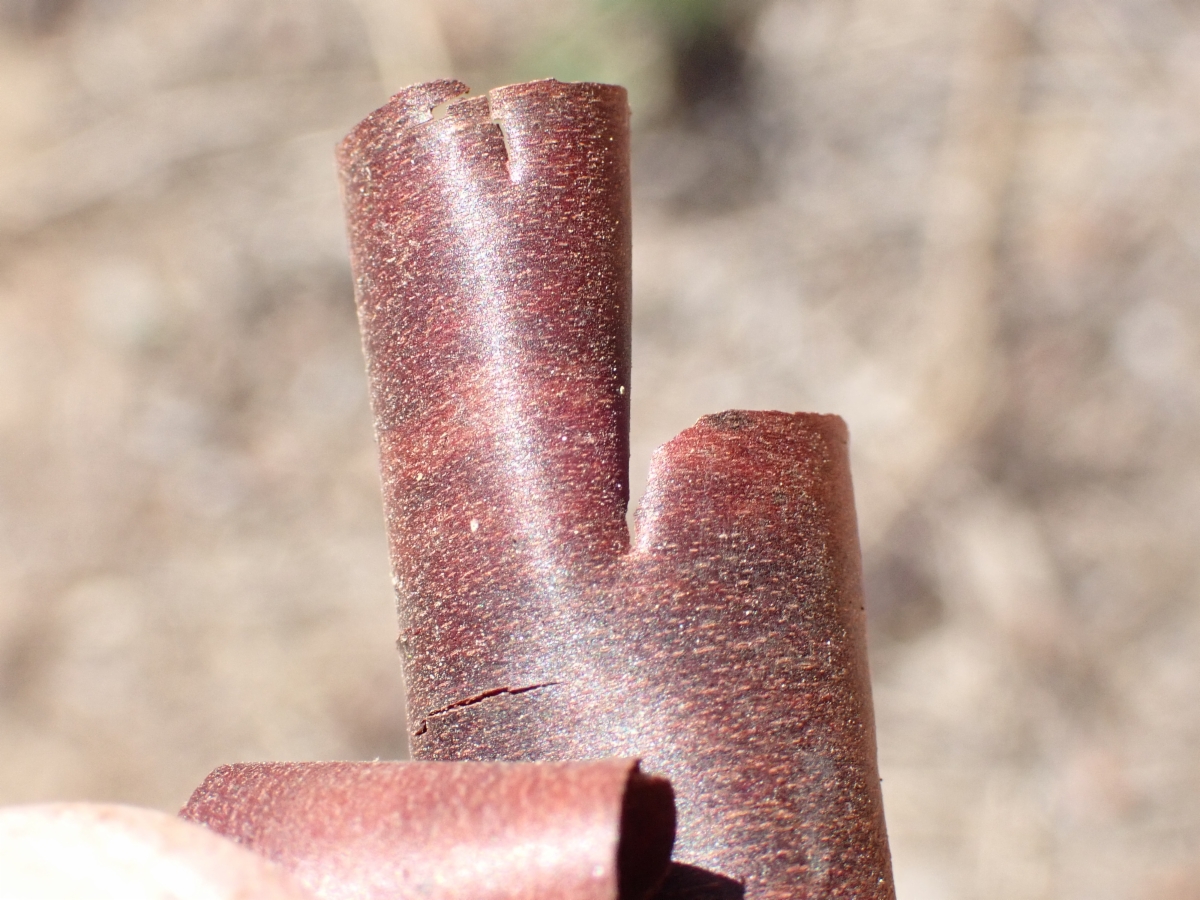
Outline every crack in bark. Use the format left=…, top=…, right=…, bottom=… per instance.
left=413, top=682, right=562, bottom=736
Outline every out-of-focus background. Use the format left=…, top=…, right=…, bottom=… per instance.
left=0, top=0, right=1198, bottom=896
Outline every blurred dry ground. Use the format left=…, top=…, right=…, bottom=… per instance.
left=2, top=1, right=1200, bottom=898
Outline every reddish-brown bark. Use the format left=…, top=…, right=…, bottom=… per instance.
left=181, top=759, right=673, bottom=900
left=337, top=79, right=894, bottom=898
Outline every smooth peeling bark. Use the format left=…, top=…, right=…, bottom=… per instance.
left=0, top=804, right=314, bottom=900
left=180, top=759, right=675, bottom=900
left=338, top=79, right=895, bottom=899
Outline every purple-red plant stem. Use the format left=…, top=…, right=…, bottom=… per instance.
left=338, top=78, right=895, bottom=899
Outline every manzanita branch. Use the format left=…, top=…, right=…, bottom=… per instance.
left=337, top=79, right=895, bottom=899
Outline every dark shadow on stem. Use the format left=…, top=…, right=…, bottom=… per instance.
left=651, top=863, right=745, bottom=900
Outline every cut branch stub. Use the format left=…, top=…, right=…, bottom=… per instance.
left=338, top=79, right=895, bottom=899
left=180, top=759, right=674, bottom=900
